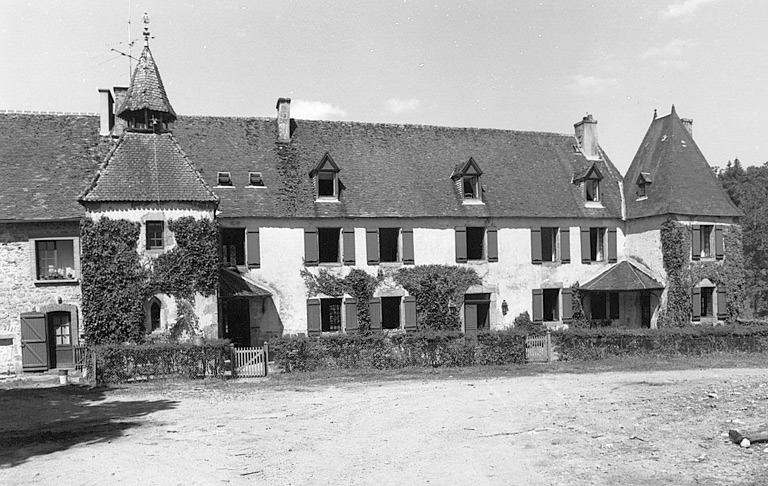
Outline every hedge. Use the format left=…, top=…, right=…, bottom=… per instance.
left=93, top=341, right=231, bottom=383
left=270, top=330, right=527, bottom=372
left=552, top=326, right=768, bottom=361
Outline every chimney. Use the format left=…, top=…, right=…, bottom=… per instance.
left=112, top=86, right=129, bottom=136
left=681, top=118, right=693, bottom=137
left=276, top=98, right=291, bottom=142
left=574, top=114, right=599, bottom=160
left=98, top=89, right=114, bottom=136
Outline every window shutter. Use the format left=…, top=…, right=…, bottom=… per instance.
left=455, top=226, right=467, bottom=263
left=532, top=289, right=544, bottom=323
left=580, top=227, right=591, bottom=264
left=464, top=303, right=478, bottom=334
left=304, top=229, right=318, bottom=266
left=560, top=227, right=570, bottom=263
left=403, top=296, right=417, bottom=331
left=487, top=227, right=498, bottom=262
left=307, top=299, right=321, bottom=336
left=691, top=225, right=701, bottom=261
left=717, top=287, right=727, bottom=319
left=562, top=288, right=573, bottom=323
left=530, top=228, right=542, bottom=264
left=607, top=228, right=618, bottom=263
left=715, top=227, right=724, bottom=260
left=246, top=229, right=260, bottom=269
left=691, top=287, right=701, bottom=321
left=345, top=298, right=359, bottom=333
left=343, top=228, right=356, bottom=265
left=402, top=228, right=415, bottom=265
left=366, top=228, right=379, bottom=265
left=369, top=298, right=382, bottom=331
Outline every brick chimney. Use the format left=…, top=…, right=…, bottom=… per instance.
left=574, top=114, right=599, bottom=160
left=98, top=89, right=114, bottom=136
left=681, top=118, right=693, bottom=137
left=112, top=86, right=129, bottom=136
left=276, top=98, right=291, bottom=142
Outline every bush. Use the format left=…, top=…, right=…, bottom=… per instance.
left=94, top=341, right=231, bottom=383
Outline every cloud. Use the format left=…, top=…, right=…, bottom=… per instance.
left=291, top=100, right=347, bottom=120
left=385, top=98, right=421, bottom=114
left=641, top=39, right=698, bottom=69
left=661, top=0, right=716, bottom=19
left=566, top=75, right=618, bottom=95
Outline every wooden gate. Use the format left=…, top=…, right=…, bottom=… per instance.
left=525, top=333, right=551, bottom=363
left=233, top=344, right=268, bottom=378
left=20, top=312, right=48, bottom=371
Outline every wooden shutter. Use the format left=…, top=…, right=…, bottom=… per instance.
left=455, top=226, right=467, bottom=263
left=560, top=227, right=570, bottom=263
left=369, top=298, right=382, bottom=331
left=530, top=228, right=542, bottom=264
left=366, top=228, right=379, bottom=265
left=345, top=298, right=359, bottom=333
left=532, top=289, right=544, bottom=323
left=246, top=229, right=260, bottom=269
left=343, top=228, right=356, bottom=265
left=717, top=287, right=727, bottom=319
left=562, top=288, right=573, bottom=323
left=464, top=303, right=478, bottom=334
left=402, top=228, right=415, bottom=265
left=404, top=296, right=417, bottom=331
left=487, top=227, right=498, bottom=262
left=715, top=227, right=724, bottom=260
left=691, top=225, right=701, bottom=261
left=691, top=287, right=701, bottom=321
left=607, top=228, right=618, bottom=263
left=20, top=312, right=48, bottom=371
left=304, top=229, right=318, bottom=266
left=580, top=227, right=591, bottom=264
left=307, top=299, right=321, bottom=336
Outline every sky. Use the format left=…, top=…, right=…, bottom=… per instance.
left=0, top=0, right=765, bottom=174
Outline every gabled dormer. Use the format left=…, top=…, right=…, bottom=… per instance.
left=573, top=163, right=603, bottom=205
left=309, top=153, right=341, bottom=201
left=451, top=157, right=484, bottom=204
left=636, top=172, right=652, bottom=200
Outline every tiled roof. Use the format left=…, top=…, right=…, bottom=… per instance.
left=219, top=268, right=272, bottom=298
left=623, top=107, right=741, bottom=219
left=580, top=261, right=663, bottom=291
left=0, top=113, right=106, bottom=221
left=171, top=117, right=625, bottom=219
left=79, top=131, right=218, bottom=203
left=116, top=44, right=177, bottom=120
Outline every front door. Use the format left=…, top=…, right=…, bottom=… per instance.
left=49, top=311, right=74, bottom=368
left=640, top=292, right=651, bottom=328
left=465, top=293, right=491, bottom=330
left=222, top=299, right=251, bottom=347
left=20, top=312, right=48, bottom=371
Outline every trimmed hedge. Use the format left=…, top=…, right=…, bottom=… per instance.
left=94, top=341, right=231, bottom=383
left=271, top=330, right=527, bottom=372
left=552, top=326, right=768, bottom=361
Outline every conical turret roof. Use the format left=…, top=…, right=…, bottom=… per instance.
left=116, top=43, right=177, bottom=122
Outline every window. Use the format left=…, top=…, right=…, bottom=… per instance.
left=463, top=176, right=480, bottom=200
left=586, top=179, right=600, bottom=202
left=543, top=289, right=560, bottom=321
left=452, top=157, right=483, bottom=203
left=381, top=297, right=401, bottom=330
left=318, top=228, right=341, bottom=263
left=310, top=153, right=341, bottom=201
left=50, top=312, right=71, bottom=345
left=531, top=227, right=570, bottom=264
left=317, top=171, right=337, bottom=198
left=248, top=172, right=265, bottom=187
left=379, top=228, right=400, bottom=263
left=456, top=226, right=498, bottom=263
left=700, top=225, right=714, bottom=259
left=34, top=239, right=77, bottom=281
left=637, top=182, right=647, bottom=199
left=590, top=227, right=606, bottom=262
left=533, top=288, right=574, bottom=324
left=692, top=225, right=723, bottom=261
left=700, top=287, right=714, bottom=318
left=321, top=298, right=342, bottom=332
left=221, top=228, right=245, bottom=266
left=146, top=221, right=164, bottom=250
left=150, top=301, right=161, bottom=331
left=466, top=227, right=485, bottom=260
left=217, top=172, right=233, bottom=187
left=541, top=227, right=559, bottom=262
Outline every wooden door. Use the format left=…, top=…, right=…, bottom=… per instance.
left=49, top=312, right=74, bottom=368
left=641, top=292, right=651, bottom=328
left=20, top=312, right=49, bottom=371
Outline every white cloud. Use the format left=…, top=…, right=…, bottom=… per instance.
left=661, top=0, right=716, bottom=19
left=566, top=75, right=617, bottom=95
left=641, top=39, right=698, bottom=69
left=385, top=98, right=421, bottom=114
left=291, top=99, right=347, bottom=120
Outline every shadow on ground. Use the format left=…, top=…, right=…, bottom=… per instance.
left=0, top=385, right=177, bottom=467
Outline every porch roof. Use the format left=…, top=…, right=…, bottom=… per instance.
left=580, top=261, right=664, bottom=291
left=219, top=268, right=272, bottom=298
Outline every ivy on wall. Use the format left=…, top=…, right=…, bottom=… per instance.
left=81, top=216, right=219, bottom=344
left=658, top=220, right=746, bottom=327
left=301, top=268, right=383, bottom=332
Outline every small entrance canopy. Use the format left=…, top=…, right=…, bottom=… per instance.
left=219, top=268, right=272, bottom=298
left=580, top=261, right=663, bottom=291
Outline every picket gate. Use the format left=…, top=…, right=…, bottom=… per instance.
left=525, top=333, right=551, bottom=363
left=233, top=344, right=268, bottom=378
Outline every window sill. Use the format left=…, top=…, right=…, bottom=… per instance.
left=315, top=197, right=340, bottom=203
left=636, top=196, right=648, bottom=201
left=34, top=278, right=79, bottom=286
left=541, top=261, right=562, bottom=267
left=694, top=256, right=716, bottom=262
left=214, top=185, right=235, bottom=189
left=379, top=262, right=403, bottom=268
left=318, top=262, right=343, bottom=267
left=245, top=185, right=266, bottom=189
left=462, top=199, right=485, bottom=206
left=584, top=201, right=604, bottom=208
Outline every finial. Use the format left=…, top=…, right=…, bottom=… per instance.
left=670, top=104, right=676, bottom=115
left=653, top=109, right=657, bottom=119
left=143, top=12, right=150, bottom=45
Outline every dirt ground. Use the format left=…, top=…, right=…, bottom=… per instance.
left=1, top=367, right=767, bottom=486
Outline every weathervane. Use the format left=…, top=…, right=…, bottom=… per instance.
left=143, top=12, right=150, bottom=45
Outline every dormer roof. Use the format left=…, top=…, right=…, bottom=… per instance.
left=451, top=157, right=483, bottom=179
left=309, top=152, right=340, bottom=177
left=572, top=163, right=603, bottom=184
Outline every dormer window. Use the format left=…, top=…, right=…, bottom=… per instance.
left=452, top=157, right=484, bottom=204
left=586, top=179, right=600, bottom=202
left=310, top=153, right=341, bottom=201
left=636, top=172, right=652, bottom=200
left=217, top=172, right=233, bottom=187
left=249, top=172, right=265, bottom=187
left=573, top=163, right=603, bottom=206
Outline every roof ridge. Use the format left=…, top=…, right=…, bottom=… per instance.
left=0, top=110, right=98, bottom=116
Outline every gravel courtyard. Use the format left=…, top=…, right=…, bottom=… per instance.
left=1, top=367, right=767, bottom=485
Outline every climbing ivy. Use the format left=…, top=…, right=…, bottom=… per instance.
left=569, top=283, right=590, bottom=329
left=301, top=268, right=383, bottom=332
